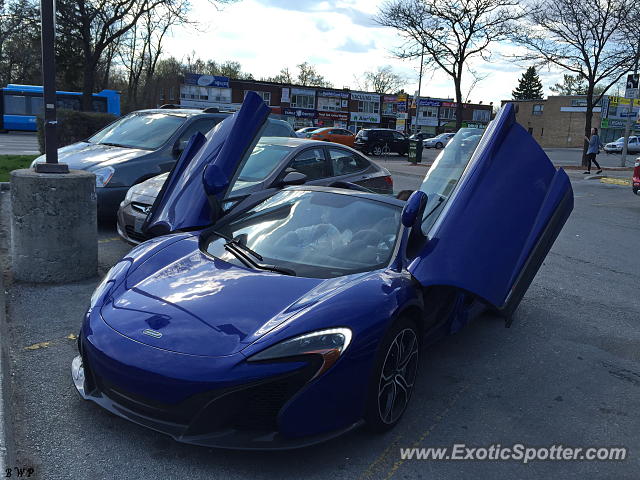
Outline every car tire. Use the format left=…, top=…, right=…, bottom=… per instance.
left=436, top=142, right=444, bottom=149
left=365, top=316, right=420, bottom=433
left=633, top=186, right=639, bottom=195
left=372, top=144, right=384, bottom=156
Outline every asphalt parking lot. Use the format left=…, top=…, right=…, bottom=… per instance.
left=2, top=166, right=640, bottom=479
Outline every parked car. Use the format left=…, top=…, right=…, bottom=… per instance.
left=117, top=137, right=393, bottom=244
left=633, top=157, right=639, bottom=195
left=72, top=95, right=573, bottom=449
left=31, top=108, right=296, bottom=216
left=604, top=136, right=640, bottom=154
left=424, top=132, right=456, bottom=149
left=354, top=128, right=409, bottom=156
left=296, top=126, right=320, bottom=137
left=307, top=127, right=355, bottom=147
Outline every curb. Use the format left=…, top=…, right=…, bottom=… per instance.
left=0, top=263, right=12, bottom=472
left=0, top=189, right=13, bottom=472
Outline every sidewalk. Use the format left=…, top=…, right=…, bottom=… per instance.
left=370, top=148, right=634, bottom=179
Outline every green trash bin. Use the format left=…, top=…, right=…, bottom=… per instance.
left=408, top=139, right=423, bottom=164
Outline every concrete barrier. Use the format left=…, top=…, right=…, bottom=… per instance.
left=10, top=169, right=97, bottom=282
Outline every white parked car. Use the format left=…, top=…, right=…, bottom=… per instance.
left=296, top=126, right=320, bottom=138
left=424, top=132, right=456, bottom=149
left=604, top=136, right=640, bottom=154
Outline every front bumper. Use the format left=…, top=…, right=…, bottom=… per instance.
left=97, top=187, right=131, bottom=217
left=73, top=309, right=366, bottom=449
left=604, top=145, right=622, bottom=153
left=116, top=201, right=151, bottom=245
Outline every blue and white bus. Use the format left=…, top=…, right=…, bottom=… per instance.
left=0, top=84, right=120, bottom=132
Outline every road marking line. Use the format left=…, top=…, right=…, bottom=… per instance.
left=98, top=236, right=121, bottom=244
left=23, top=333, right=78, bottom=351
left=383, top=384, right=470, bottom=480
left=600, top=178, right=631, bottom=186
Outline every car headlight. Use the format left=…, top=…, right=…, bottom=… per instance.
left=94, top=166, right=115, bottom=187
left=248, top=327, right=352, bottom=378
left=123, top=186, right=136, bottom=204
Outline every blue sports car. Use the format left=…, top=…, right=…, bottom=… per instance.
left=72, top=93, right=573, bottom=449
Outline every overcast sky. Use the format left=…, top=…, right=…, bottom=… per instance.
left=164, top=0, right=569, bottom=106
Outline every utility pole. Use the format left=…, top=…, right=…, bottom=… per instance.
left=35, top=0, right=68, bottom=174
left=414, top=45, right=425, bottom=134
left=621, top=43, right=640, bottom=168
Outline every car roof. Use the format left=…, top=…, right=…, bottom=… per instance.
left=132, top=108, right=229, bottom=117
left=256, top=136, right=352, bottom=148
left=284, top=185, right=405, bottom=207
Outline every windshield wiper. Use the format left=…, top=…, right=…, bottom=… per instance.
left=212, top=229, right=263, bottom=261
left=212, top=229, right=296, bottom=276
left=223, top=243, right=296, bottom=276
left=423, top=194, right=446, bottom=220
left=98, top=141, right=129, bottom=148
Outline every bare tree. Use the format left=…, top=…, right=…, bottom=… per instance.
left=377, top=0, right=524, bottom=128
left=356, top=65, right=407, bottom=93
left=268, top=63, right=332, bottom=87
left=512, top=0, right=635, bottom=165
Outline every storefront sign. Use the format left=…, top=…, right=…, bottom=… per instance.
left=396, top=118, right=406, bottom=131
left=417, top=99, right=442, bottom=107
left=351, top=92, right=380, bottom=102
left=319, top=111, right=349, bottom=121
left=411, top=116, right=439, bottom=127
left=184, top=73, right=229, bottom=88
left=350, top=112, right=380, bottom=123
left=318, top=90, right=350, bottom=99
left=283, top=107, right=318, bottom=118
left=291, top=88, right=316, bottom=96
left=384, top=95, right=398, bottom=103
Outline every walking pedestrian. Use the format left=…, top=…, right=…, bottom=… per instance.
left=584, top=127, right=604, bottom=174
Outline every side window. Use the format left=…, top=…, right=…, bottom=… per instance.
left=4, top=95, right=28, bottom=115
left=329, top=148, right=369, bottom=175
left=290, top=148, right=329, bottom=180
left=263, top=121, right=294, bottom=137
left=340, top=129, right=353, bottom=136
left=329, top=129, right=341, bottom=135
left=393, top=132, right=405, bottom=140
left=177, top=117, right=219, bottom=145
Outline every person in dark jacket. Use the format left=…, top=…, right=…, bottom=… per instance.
left=584, top=127, right=604, bottom=174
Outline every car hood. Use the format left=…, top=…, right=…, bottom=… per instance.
left=100, top=236, right=329, bottom=357
left=131, top=172, right=169, bottom=200
left=33, top=141, right=150, bottom=170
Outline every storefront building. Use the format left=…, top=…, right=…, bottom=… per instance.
left=176, top=74, right=492, bottom=134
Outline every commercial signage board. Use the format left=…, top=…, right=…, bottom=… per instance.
left=184, top=74, right=230, bottom=88
left=351, top=92, right=380, bottom=102
left=350, top=112, right=380, bottom=123
left=283, top=108, right=318, bottom=118
left=318, top=90, right=350, bottom=99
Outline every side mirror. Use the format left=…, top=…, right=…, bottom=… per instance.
left=202, top=164, right=229, bottom=196
left=281, top=171, right=307, bottom=186
left=401, top=190, right=428, bottom=227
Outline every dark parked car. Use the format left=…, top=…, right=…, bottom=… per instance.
left=354, top=128, right=409, bottom=156
left=117, top=137, right=394, bottom=244
left=31, top=108, right=296, bottom=216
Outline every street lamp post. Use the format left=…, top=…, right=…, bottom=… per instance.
left=35, top=0, right=68, bottom=174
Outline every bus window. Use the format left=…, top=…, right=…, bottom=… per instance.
left=4, top=95, right=28, bottom=115
left=56, top=96, right=81, bottom=111
left=30, top=96, right=44, bottom=116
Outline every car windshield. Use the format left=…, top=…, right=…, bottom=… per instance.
left=206, top=190, right=402, bottom=278
left=88, top=112, right=186, bottom=150
left=231, top=141, right=293, bottom=191
left=615, top=137, right=625, bottom=143
left=418, top=128, right=485, bottom=235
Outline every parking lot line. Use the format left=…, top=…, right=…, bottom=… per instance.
left=98, top=236, right=121, bottom=244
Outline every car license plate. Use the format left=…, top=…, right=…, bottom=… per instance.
left=134, top=216, right=145, bottom=233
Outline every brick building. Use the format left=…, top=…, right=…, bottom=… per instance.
left=502, top=96, right=610, bottom=148
left=161, top=73, right=493, bottom=134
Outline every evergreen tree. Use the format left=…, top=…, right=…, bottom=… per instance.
left=512, top=66, right=544, bottom=100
